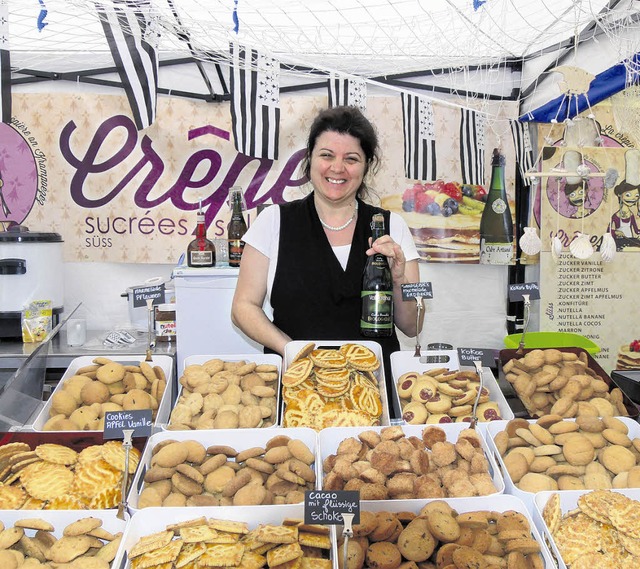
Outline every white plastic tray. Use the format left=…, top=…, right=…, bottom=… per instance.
left=390, top=350, right=514, bottom=425
left=29, top=355, right=175, bottom=432
left=127, top=427, right=319, bottom=511
left=163, top=353, right=282, bottom=429
left=485, top=417, right=640, bottom=511
left=112, top=504, right=335, bottom=569
left=533, top=488, right=640, bottom=569
left=283, top=340, right=390, bottom=427
left=317, top=423, right=504, bottom=501
left=351, top=495, right=555, bottom=569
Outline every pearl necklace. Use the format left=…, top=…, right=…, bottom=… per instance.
left=318, top=201, right=359, bottom=231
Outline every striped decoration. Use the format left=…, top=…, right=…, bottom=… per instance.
left=510, top=120, right=535, bottom=185
left=0, top=0, right=10, bottom=124
left=230, top=43, right=280, bottom=160
left=328, top=73, right=367, bottom=111
left=459, top=108, right=486, bottom=185
left=401, top=92, right=437, bottom=181
left=96, top=0, right=159, bottom=130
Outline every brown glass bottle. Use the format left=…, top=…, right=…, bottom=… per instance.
left=227, top=188, right=248, bottom=267
left=187, top=211, right=216, bottom=267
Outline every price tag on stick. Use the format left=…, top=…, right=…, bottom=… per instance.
left=457, top=347, right=495, bottom=368
left=131, top=283, right=165, bottom=308
left=103, top=410, right=153, bottom=440
left=401, top=282, right=433, bottom=301
left=304, top=490, right=360, bottom=525
left=508, top=282, right=540, bottom=302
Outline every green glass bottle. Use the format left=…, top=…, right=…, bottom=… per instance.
left=361, top=213, right=393, bottom=337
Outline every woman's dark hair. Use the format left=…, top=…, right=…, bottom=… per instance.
left=301, top=106, right=381, bottom=197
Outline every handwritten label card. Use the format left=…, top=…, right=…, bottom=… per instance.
left=103, top=410, right=153, bottom=439
left=401, top=282, right=433, bottom=301
left=304, top=490, right=360, bottom=525
left=457, top=347, right=495, bottom=367
left=508, top=282, right=540, bottom=302
left=132, top=284, right=165, bottom=308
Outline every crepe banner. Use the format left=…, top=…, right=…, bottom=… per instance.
left=0, top=92, right=517, bottom=265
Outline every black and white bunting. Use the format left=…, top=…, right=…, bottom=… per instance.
left=328, top=73, right=367, bottom=111
left=401, top=92, right=437, bottom=181
left=229, top=43, right=280, bottom=160
left=460, top=108, right=486, bottom=185
left=0, top=0, right=11, bottom=124
left=510, top=120, right=535, bottom=185
left=96, top=0, right=159, bottom=130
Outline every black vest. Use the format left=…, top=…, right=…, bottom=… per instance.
left=271, top=193, right=400, bottom=405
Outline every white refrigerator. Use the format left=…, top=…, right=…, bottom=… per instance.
left=172, top=266, right=262, bottom=372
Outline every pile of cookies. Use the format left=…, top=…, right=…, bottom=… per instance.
left=137, top=434, right=316, bottom=507
left=125, top=516, right=331, bottom=569
left=396, top=368, right=502, bottom=424
left=494, top=415, right=640, bottom=492
left=503, top=348, right=627, bottom=418
left=168, top=359, right=278, bottom=430
left=542, top=490, right=640, bottom=567
left=0, top=440, right=140, bottom=509
left=338, top=502, right=544, bottom=569
left=44, top=357, right=167, bottom=431
left=0, top=516, right=122, bottom=568
left=322, top=425, right=498, bottom=499
left=282, top=343, right=384, bottom=430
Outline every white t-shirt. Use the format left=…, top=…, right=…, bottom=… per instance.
left=244, top=204, right=420, bottom=304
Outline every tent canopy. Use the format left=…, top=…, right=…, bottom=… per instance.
left=5, top=0, right=640, bottom=119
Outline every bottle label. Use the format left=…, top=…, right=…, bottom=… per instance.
left=228, top=239, right=245, bottom=266
left=479, top=240, right=513, bottom=265
left=360, top=291, right=393, bottom=331
left=189, top=250, right=214, bottom=266
left=491, top=198, right=507, bottom=215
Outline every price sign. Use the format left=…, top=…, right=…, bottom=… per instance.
left=401, top=282, right=433, bottom=301
left=103, top=410, right=153, bottom=439
left=508, top=282, right=540, bottom=302
left=304, top=490, right=360, bottom=525
left=131, top=284, right=165, bottom=308
left=457, top=347, right=495, bottom=367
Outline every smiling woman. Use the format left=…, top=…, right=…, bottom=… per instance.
left=231, top=106, right=423, bottom=411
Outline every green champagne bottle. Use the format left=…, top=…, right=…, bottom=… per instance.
left=361, top=213, right=393, bottom=337
left=479, top=148, right=514, bottom=264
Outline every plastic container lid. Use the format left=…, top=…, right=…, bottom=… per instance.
left=156, top=303, right=176, bottom=312
left=504, top=331, right=600, bottom=354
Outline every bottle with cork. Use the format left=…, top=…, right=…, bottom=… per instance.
left=227, top=187, right=248, bottom=267
left=186, top=201, right=215, bottom=267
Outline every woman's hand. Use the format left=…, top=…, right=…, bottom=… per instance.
left=367, top=235, right=406, bottom=284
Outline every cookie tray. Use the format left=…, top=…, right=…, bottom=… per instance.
left=26, top=354, right=175, bottom=433
left=484, top=417, right=640, bottom=512
left=126, top=427, right=319, bottom=512
left=111, top=504, right=336, bottom=569
left=160, top=353, right=282, bottom=430
left=346, top=495, right=555, bottom=569
left=283, top=340, right=391, bottom=427
left=498, top=347, right=639, bottom=419
left=390, top=350, right=514, bottom=425
left=317, top=423, right=505, bottom=501
left=533, top=488, right=640, bottom=569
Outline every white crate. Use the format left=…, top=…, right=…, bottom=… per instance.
left=533, top=488, right=640, bottom=569
left=390, top=350, right=514, bottom=426
left=341, top=495, right=555, bottom=569
left=112, top=504, right=336, bottom=569
left=29, top=355, right=175, bottom=432
left=127, top=427, right=319, bottom=511
left=485, top=417, right=640, bottom=512
left=283, top=340, right=390, bottom=426
left=317, top=423, right=504, bottom=502
left=162, top=353, right=282, bottom=429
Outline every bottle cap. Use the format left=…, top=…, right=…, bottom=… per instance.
left=492, top=148, right=506, bottom=166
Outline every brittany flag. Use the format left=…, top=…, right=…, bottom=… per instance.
left=460, top=108, right=486, bottom=185
left=0, top=0, right=11, bottom=124
left=328, top=73, right=367, bottom=111
left=510, top=120, right=535, bottom=185
left=401, top=92, right=437, bottom=181
left=230, top=42, right=280, bottom=160
left=96, top=0, right=159, bottom=130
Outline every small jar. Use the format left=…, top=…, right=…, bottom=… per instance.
left=154, top=303, right=176, bottom=342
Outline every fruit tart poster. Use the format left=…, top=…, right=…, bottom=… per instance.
left=533, top=96, right=640, bottom=373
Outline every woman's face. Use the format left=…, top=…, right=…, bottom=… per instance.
left=309, top=131, right=366, bottom=204
left=621, top=188, right=639, bottom=206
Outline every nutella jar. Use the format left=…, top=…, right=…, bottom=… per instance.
left=154, top=303, right=176, bottom=342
